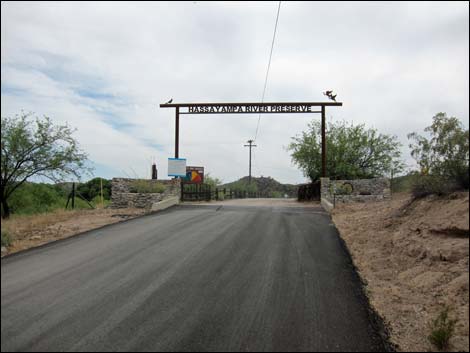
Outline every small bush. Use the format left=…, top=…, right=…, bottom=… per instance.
left=411, top=174, right=459, bottom=199
left=391, top=173, right=415, bottom=193
left=1, top=230, right=12, bottom=247
left=129, top=180, right=165, bottom=194
left=428, top=306, right=457, bottom=351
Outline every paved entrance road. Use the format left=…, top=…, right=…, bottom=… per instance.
left=1, top=202, right=385, bottom=352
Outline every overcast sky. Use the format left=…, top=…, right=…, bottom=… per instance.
left=1, top=1, right=468, bottom=184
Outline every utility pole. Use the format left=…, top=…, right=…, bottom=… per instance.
left=244, top=140, right=257, bottom=184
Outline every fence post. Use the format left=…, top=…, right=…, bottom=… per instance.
left=71, top=182, right=75, bottom=209
left=230, top=190, right=233, bottom=199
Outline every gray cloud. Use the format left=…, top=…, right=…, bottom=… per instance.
left=1, top=1, right=468, bottom=183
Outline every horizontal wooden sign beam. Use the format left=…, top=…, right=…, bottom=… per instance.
left=179, top=110, right=323, bottom=115
left=160, top=101, right=342, bottom=109
left=160, top=102, right=341, bottom=115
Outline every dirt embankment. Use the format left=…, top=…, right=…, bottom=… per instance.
left=332, top=192, right=469, bottom=352
left=1, top=208, right=148, bottom=256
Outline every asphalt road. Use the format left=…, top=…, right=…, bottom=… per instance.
left=1, top=203, right=386, bottom=352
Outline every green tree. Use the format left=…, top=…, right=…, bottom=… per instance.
left=1, top=113, right=89, bottom=218
left=288, top=120, right=403, bottom=181
left=408, top=112, right=469, bottom=189
left=204, top=173, right=223, bottom=188
left=77, top=177, right=111, bottom=201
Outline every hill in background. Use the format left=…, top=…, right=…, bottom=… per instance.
left=221, top=176, right=298, bottom=198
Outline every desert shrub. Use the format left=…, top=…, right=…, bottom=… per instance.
left=204, top=174, right=223, bottom=188
left=409, top=113, right=469, bottom=191
left=2, top=181, right=102, bottom=215
left=391, top=173, right=415, bottom=193
left=269, top=191, right=283, bottom=198
left=91, top=195, right=110, bottom=208
left=8, top=182, right=65, bottom=214
left=77, top=178, right=111, bottom=201
left=428, top=306, right=457, bottom=351
left=215, top=190, right=225, bottom=201
left=129, top=180, right=165, bottom=194
left=411, top=174, right=459, bottom=199
left=1, top=230, right=12, bottom=247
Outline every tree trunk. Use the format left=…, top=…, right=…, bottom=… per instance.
left=1, top=196, right=10, bottom=219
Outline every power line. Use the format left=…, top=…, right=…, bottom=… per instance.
left=254, top=0, right=281, bottom=141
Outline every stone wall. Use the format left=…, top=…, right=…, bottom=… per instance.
left=110, top=178, right=181, bottom=209
left=321, top=177, right=391, bottom=205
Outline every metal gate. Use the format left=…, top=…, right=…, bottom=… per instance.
left=297, top=181, right=321, bottom=201
left=181, top=183, right=212, bottom=201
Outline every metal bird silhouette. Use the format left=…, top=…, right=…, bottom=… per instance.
left=165, top=98, right=173, bottom=104
left=323, top=90, right=337, bottom=102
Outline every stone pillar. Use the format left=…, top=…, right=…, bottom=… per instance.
left=320, top=177, right=331, bottom=201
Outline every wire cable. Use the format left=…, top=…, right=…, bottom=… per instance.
left=254, top=1, right=281, bottom=141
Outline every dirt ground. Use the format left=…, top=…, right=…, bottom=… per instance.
left=1, top=208, right=148, bottom=256
left=332, top=192, right=469, bottom=352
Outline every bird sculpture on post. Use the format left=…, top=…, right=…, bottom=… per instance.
left=165, top=98, right=173, bottom=104
left=323, top=90, right=337, bottom=102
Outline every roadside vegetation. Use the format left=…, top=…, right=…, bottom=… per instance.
left=328, top=113, right=469, bottom=352
left=6, top=178, right=112, bottom=216
left=428, top=306, right=458, bottom=351
left=288, top=119, right=404, bottom=181
left=0, top=113, right=117, bottom=253
left=408, top=113, right=469, bottom=198
left=204, top=173, right=223, bottom=188
left=1, top=112, right=89, bottom=219
left=129, top=180, right=165, bottom=193
left=290, top=113, right=469, bottom=197
left=1, top=230, right=12, bottom=248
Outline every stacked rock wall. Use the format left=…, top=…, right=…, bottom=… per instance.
left=321, top=177, right=391, bottom=205
left=110, top=178, right=181, bottom=209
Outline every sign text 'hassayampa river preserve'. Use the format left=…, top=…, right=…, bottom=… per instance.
left=186, top=104, right=316, bottom=114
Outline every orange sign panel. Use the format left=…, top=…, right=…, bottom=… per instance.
left=185, top=166, right=204, bottom=184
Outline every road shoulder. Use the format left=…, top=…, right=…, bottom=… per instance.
left=331, top=192, right=469, bottom=352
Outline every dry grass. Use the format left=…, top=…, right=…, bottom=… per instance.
left=3, top=209, right=84, bottom=241
left=1, top=207, right=148, bottom=255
